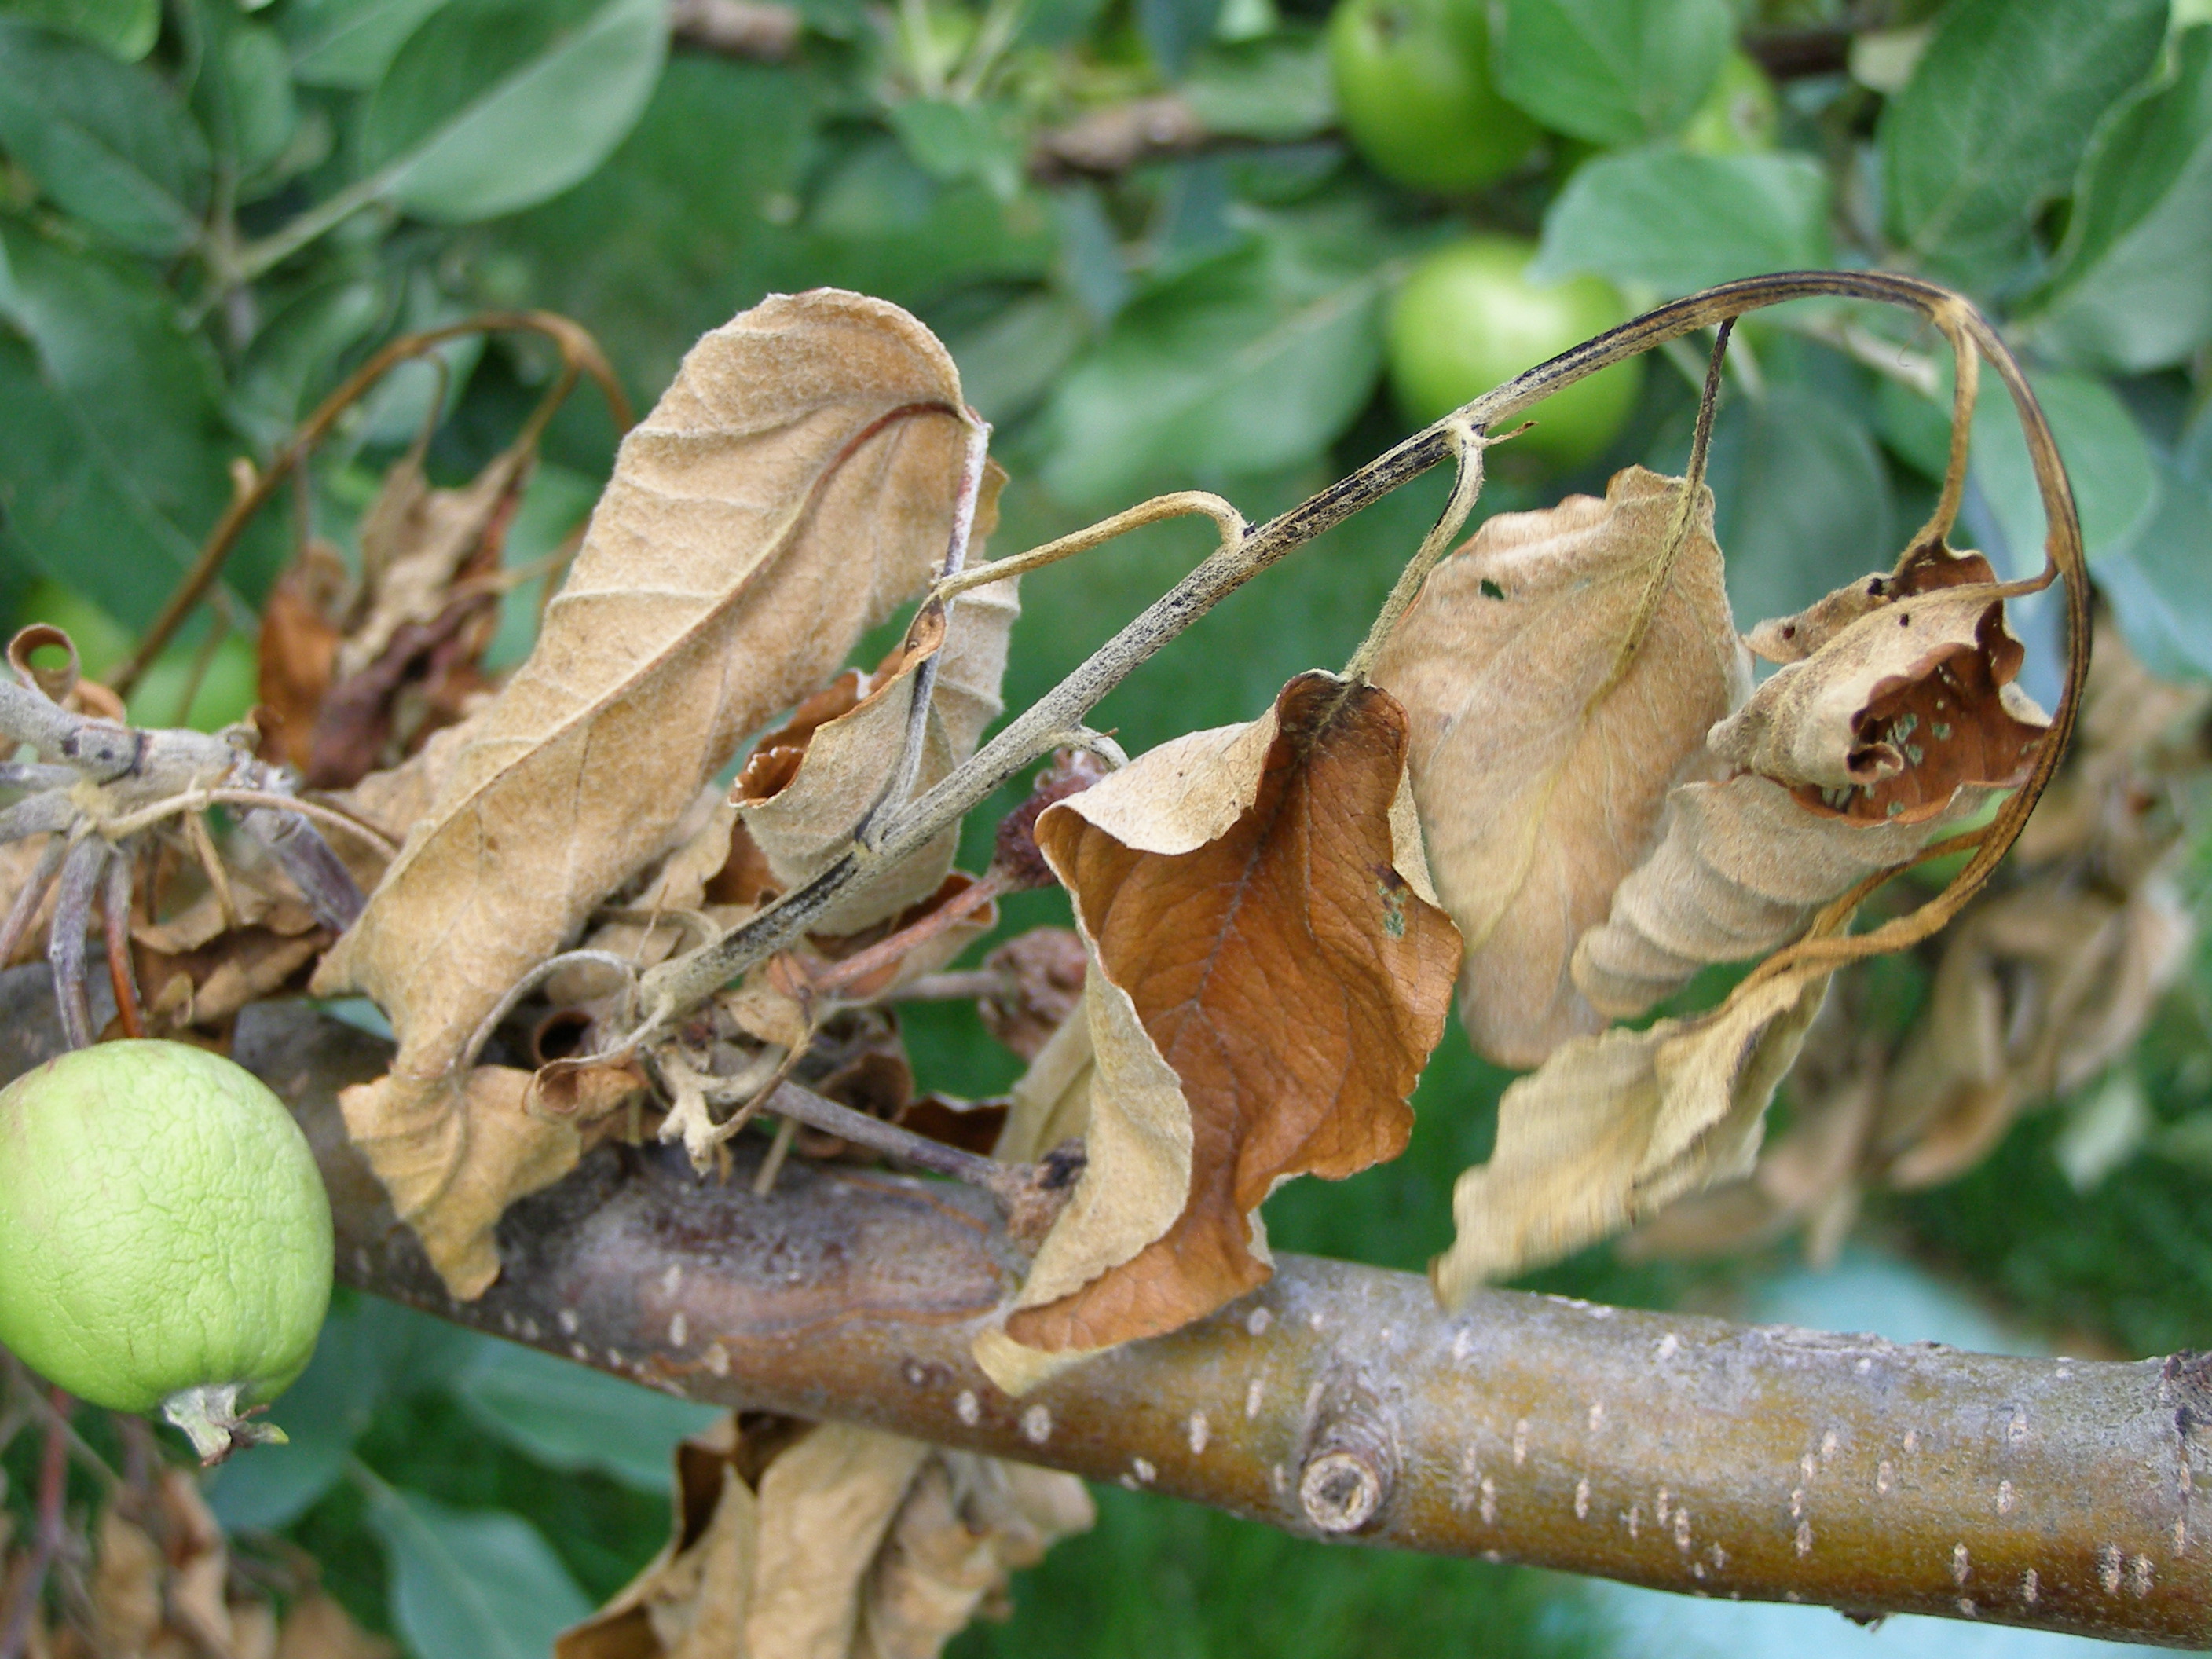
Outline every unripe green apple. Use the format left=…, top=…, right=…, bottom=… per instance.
left=1328, top=0, right=1539, bottom=193
left=1387, top=235, right=1643, bottom=470
left=0, top=1041, right=332, bottom=1462
left=1679, top=50, right=1780, bottom=157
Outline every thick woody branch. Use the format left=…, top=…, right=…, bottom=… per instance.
left=0, top=976, right=2195, bottom=1647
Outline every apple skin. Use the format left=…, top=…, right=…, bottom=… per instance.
left=1387, top=235, right=1643, bottom=471
left=1328, top=0, right=1540, bottom=194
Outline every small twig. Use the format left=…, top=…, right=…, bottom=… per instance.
left=101, top=789, right=396, bottom=859
left=47, top=835, right=107, bottom=1049
left=751, top=1114, right=798, bottom=1196
left=115, top=313, right=632, bottom=694
left=808, top=869, right=1012, bottom=995
left=102, top=848, right=142, bottom=1038
left=884, top=969, right=1012, bottom=1002
left=1344, top=419, right=1486, bottom=681
left=0, top=837, right=64, bottom=966
left=934, top=490, right=1247, bottom=602
left=864, top=416, right=993, bottom=844
left=0, top=1388, right=70, bottom=1659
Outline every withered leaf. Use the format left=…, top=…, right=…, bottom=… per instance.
left=558, top=1415, right=1090, bottom=1659
left=335, top=1064, right=584, bottom=1298
left=976, top=672, right=1459, bottom=1390
left=735, top=493, right=1016, bottom=938
left=1573, top=578, right=2050, bottom=1018
left=1434, top=960, right=1832, bottom=1302
left=313, top=291, right=978, bottom=1296
left=990, top=1000, right=1094, bottom=1164
left=1371, top=466, right=1745, bottom=1069
left=977, top=926, right=1087, bottom=1060
left=1743, top=541, right=1995, bottom=665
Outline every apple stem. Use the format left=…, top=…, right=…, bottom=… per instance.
left=160, top=1381, right=289, bottom=1467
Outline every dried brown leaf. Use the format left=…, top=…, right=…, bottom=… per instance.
left=313, top=291, right=977, bottom=1296
left=1573, top=580, right=2049, bottom=1017
left=977, top=927, right=1086, bottom=1060
left=335, top=1064, right=584, bottom=1298
left=274, top=1595, right=396, bottom=1659
left=1569, top=772, right=1998, bottom=1016
left=257, top=544, right=348, bottom=772
left=1371, top=465, right=1746, bottom=1068
left=736, top=557, right=1016, bottom=936
left=559, top=1415, right=1086, bottom=1659
left=990, top=1002, right=1093, bottom=1164
left=1743, top=542, right=1994, bottom=665
left=976, top=672, right=1459, bottom=1389
left=1434, top=960, right=1832, bottom=1300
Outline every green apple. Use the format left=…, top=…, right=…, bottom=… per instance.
left=1387, top=235, right=1643, bottom=470
left=1328, top=0, right=1539, bottom=193
left=0, top=1041, right=332, bottom=1462
left=1679, top=50, right=1780, bottom=156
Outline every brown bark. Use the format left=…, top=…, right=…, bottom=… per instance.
left=0, top=972, right=2201, bottom=1647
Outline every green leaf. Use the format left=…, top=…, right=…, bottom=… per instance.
left=2096, top=455, right=2212, bottom=682
left=1492, top=0, right=1731, bottom=147
left=0, top=0, right=152, bottom=57
left=205, top=1297, right=427, bottom=1532
left=0, top=226, right=258, bottom=628
left=1968, top=369, right=2158, bottom=576
left=1879, top=0, right=2165, bottom=291
left=888, top=99, right=1023, bottom=200
left=453, top=1341, right=720, bottom=1492
left=361, top=0, right=667, bottom=223
left=1533, top=148, right=1829, bottom=297
left=1653, top=379, right=1895, bottom=631
left=365, top=1487, right=593, bottom=1659
left=950, top=289, right=1089, bottom=426
left=1181, top=34, right=1334, bottom=141
left=201, top=16, right=301, bottom=184
left=485, top=59, right=1051, bottom=398
left=280, top=0, right=448, bottom=88
left=0, top=20, right=210, bottom=254
left=2028, top=26, right=2212, bottom=373
left=1137, top=0, right=1221, bottom=78
left=1039, top=228, right=1385, bottom=505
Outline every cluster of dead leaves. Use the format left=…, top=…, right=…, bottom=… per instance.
left=1630, top=617, right=2203, bottom=1265
left=9, top=1460, right=388, bottom=1659
left=558, top=1414, right=1090, bottom=1659
left=306, top=291, right=1008, bottom=1296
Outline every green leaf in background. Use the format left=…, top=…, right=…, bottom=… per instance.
left=207, top=1298, right=441, bottom=1533
left=1040, top=229, right=1385, bottom=504
left=949, top=290, right=1090, bottom=426
left=361, top=0, right=667, bottom=223
left=280, top=0, right=449, bottom=88
left=1967, top=369, right=2158, bottom=576
left=453, top=1339, right=721, bottom=1492
left=1533, top=148, right=1829, bottom=296
left=1879, top=0, right=2166, bottom=291
left=0, top=20, right=210, bottom=255
left=208, top=20, right=302, bottom=184
left=0, top=0, right=155, bottom=59
left=2029, top=26, right=2212, bottom=373
left=889, top=99, right=1024, bottom=200
left=1182, top=35, right=1335, bottom=141
left=365, top=1485, right=594, bottom=1659
left=1658, top=381, right=1895, bottom=632
left=1137, top=0, right=1222, bottom=79
left=1491, top=0, right=1731, bottom=147
left=2096, top=453, right=2212, bottom=682
left=0, top=227, right=251, bottom=627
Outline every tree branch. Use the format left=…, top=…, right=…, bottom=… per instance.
left=0, top=974, right=2196, bottom=1646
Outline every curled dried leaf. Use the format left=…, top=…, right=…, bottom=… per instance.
left=1434, top=960, right=1832, bottom=1302
left=976, top=672, right=1459, bottom=1391
left=736, top=564, right=1016, bottom=939
left=313, top=291, right=980, bottom=1295
left=558, top=1415, right=1090, bottom=1659
left=1573, top=574, right=2049, bottom=1018
left=1372, top=465, right=1745, bottom=1068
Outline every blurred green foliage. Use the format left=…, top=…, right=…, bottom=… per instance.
left=2, top=0, right=2210, bottom=1652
